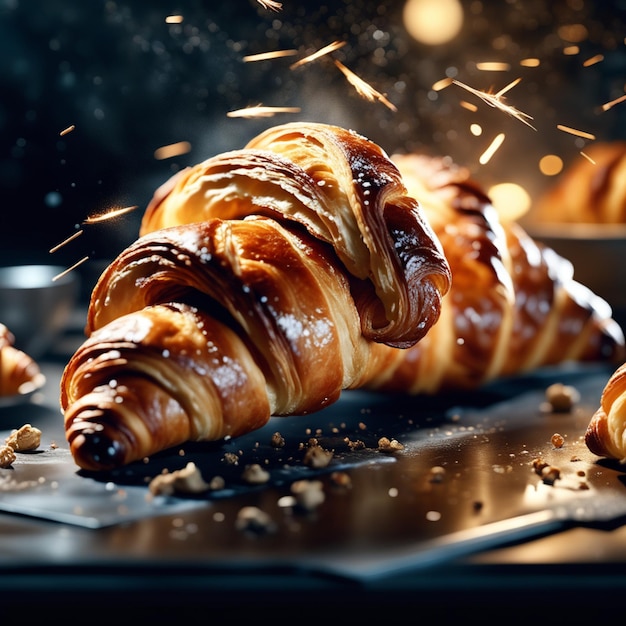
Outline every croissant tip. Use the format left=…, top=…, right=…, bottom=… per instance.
left=67, top=419, right=127, bottom=472
left=585, top=409, right=611, bottom=458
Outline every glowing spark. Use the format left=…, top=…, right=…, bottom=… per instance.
left=494, top=77, right=522, bottom=98
left=54, top=256, right=90, bottom=282
left=290, top=40, right=346, bottom=70
left=257, top=0, right=282, bottom=11
left=432, top=77, right=453, bottom=91
left=165, top=15, right=183, bottom=24
left=452, top=79, right=536, bottom=130
left=580, top=151, right=596, bottom=164
left=476, top=62, right=511, bottom=71
left=602, top=94, right=626, bottom=111
left=479, top=133, right=506, bottom=165
left=243, top=49, right=298, bottom=62
left=59, top=125, right=75, bottom=136
left=226, top=105, right=301, bottom=118
left=460, top=100, right=478, bottom=112
left=563, top=45, right=579, bottom=55
left=154, top=141, right=192, bottom=160
left=49, top=229, right=83, bottom=254
left=334, top=60, right=397, bottom=112
left=520, top=58, right=540, bottom=67
left=583, top=54, right=604, bottom=67
left=84, top=205, right=140, bottom=224
left=556, top=124, right=596, bottom=140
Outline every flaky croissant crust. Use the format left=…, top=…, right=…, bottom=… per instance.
left=363, top=154, right=625, bottom=393
left=61, top=123, right=625, bottom=471
left=586, top=363, right=626, bottom=463
left=61, top=123, right=452, bottom=470
left=141, top=122, right=452, bottom=349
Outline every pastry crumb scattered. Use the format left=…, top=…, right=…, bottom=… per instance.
left=291, top=479, right=325, bottom=511
left=148, top=461, right=210, bottom=496
left=543, top=383, right=580, bottom=413
left=303, top=444, right=333, bottom=468
left=330, top=471, right=352, bottom=489
left=378, top=436, right=404, bottom=453
left=5, top=423, right=41, bottom=452
left=0, top=445, right=16, bottom=469
left=270, top=431, right=285, bottom=448
left=551, top=433, right=565, bottom=448
left=222, top=452, right=240, bottom=465
left=429, top=465, right=446, bottom=482
left=540, top=465, right=561, bottom=485
left=235, top=506, right=276, bottom=534
left=241, top=463, right=270, bottom=484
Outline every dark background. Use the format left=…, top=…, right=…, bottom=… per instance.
left=1, top=0, right=624, bottom=278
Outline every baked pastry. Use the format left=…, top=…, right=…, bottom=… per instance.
left=0, top=323, right=45, bottom=397
left=361, top=154, right=625, bottom=393
left=585, top=363, right=626, bottom=462
left=61, top=123, right=452, bottom=471
left=532, top=141, right=626, bottom=223
left=61, top=123, right=625, bottom=471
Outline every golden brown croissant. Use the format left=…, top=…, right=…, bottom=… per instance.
left=532, top=141, right=626, bottom=223
left=360, top=154, right=626, bottom=393
left=585, top=363, right=626, bottom=463
left=145, top=129, right=624, bottom=391
left=61, top=123, right=452, bottom=471
left=0, top=323, right=45, bottom=397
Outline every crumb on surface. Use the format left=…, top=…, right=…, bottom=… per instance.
left=290, top=479, right=325, bottom=511
left=540, top=465, right=561, bottom=485
left=303, top=444, right=333, bottom=468
left=0, top=445, right=16, bottom=469
left=551, top=433, right=565, bottom=448
left=429, top=465, right=446, bottom=482
left=241, top=463, right=270, bottom=484
left=222, top=452, right=240, bottom=465
left=148, top=461, right=210, bottom=496
left=378, top=437, right=404, bottom=453
left=5, top=423, right=41, bottom=452
left=235, top=506, right=276, bottom=534
left=330, top=471, right=352, bottom=489
left=544, top=383, right=580, bottom=413
left=270, top=432, right=285, bottom=448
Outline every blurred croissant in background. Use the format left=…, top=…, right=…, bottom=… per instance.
left=0, top=323, right=45, bottom=398
left=61, top=122, right=624, bottom=471
left=531, top=141, right=626, bottom=224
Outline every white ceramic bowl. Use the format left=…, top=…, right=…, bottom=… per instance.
left=0, top=265, right=79, bottom=359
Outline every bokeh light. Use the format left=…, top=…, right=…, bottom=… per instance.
left=402, top=0, right=464, bottom=46
left=488, top=182, right=532, bottom=222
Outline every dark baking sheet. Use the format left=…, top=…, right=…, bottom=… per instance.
left=0, top=360, right=625, bottom=582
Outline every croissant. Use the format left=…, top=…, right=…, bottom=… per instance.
left=61, top=123, right=452, bottom=471
left=585, top=363, right=626, bottom=463
left=0, top=323, right=45, bottom=397
left=148, top=137, right=622, bottom=392
left=531, top=141, right=626, bottom=224
left=361, top=154, right=626, bottom=393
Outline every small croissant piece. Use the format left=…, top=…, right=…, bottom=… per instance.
left=586, top=363, right=626, bottom=463
left=61, top=123, right=452, bottom=471
left=532, top=141, right=626, bottom=224
left=0, top=323, right=45, bottom=397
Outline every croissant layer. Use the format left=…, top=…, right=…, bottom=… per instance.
left=62, top=123, right=452, bottom=470
left=61, top=123, right=624, bottom=471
